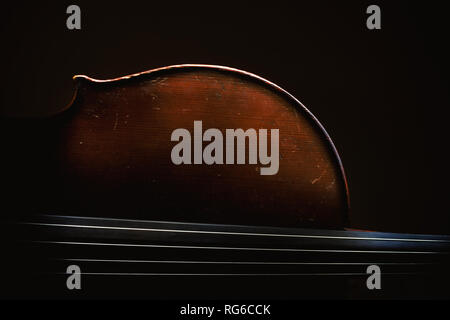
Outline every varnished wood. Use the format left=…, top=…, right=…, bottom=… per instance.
left=17, top=65, right=350, bottom=229
left=46, top=65, right=349, bottom=228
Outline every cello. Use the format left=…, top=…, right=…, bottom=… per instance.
left=2, top=65, right=449, bottom=299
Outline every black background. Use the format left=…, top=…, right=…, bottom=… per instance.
left=1, top=1, right=449, bottom=234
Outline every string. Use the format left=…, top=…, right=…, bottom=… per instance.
left=28, top=222, right=450, bottom=243
left=35, top=240, right=447, bottom=254
left=61, top=258, right=435, bottom=265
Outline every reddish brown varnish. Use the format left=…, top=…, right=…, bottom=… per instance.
left=27, top=65, right=350, bottom=229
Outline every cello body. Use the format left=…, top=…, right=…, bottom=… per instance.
left=40, top=64, right=349, bottom=229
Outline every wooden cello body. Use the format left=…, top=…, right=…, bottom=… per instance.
left=41, top=64, right=349, bottom=228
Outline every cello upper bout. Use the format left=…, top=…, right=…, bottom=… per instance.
left=51, top=65, right=349, bottom=229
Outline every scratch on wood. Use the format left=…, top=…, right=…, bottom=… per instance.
left=113, top=112, right=119, bottom=130
left=311, top=169, right=327, bottom=185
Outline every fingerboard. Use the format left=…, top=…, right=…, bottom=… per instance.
left=7, top=215, right=450, bottom=299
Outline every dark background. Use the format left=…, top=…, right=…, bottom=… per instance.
left=1, top=1, right=449, bottom=234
